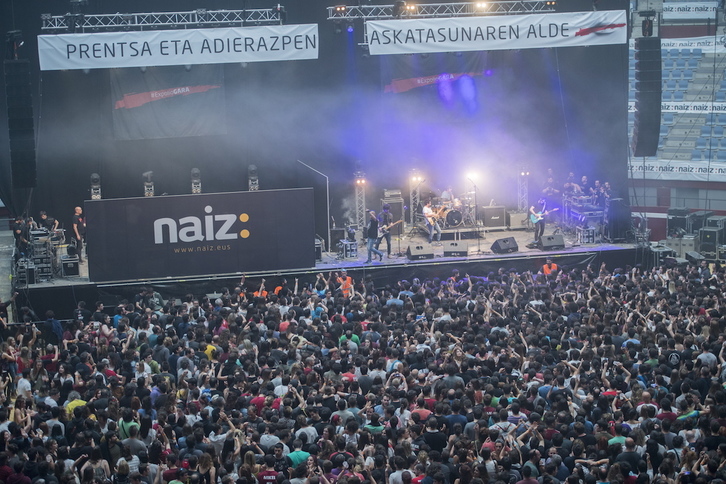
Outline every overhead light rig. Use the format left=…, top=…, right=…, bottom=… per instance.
left=327, top=1, right=555, bottom=21
left=41, top=8, right=286, bottom=33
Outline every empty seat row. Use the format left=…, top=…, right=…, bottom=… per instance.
left=662, top=91, right=686, bottom=101
left=663, top=59, right=700, bottom=69
left=664, top=79, right=690, bottom=90
left=692, top=150, right=726, bottom=161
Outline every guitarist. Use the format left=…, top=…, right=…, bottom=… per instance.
left=529, top=198, right=550, bottom=246
left=423, top=199, right=442, bottom=245
left=375, top=204, right=394, bottom=258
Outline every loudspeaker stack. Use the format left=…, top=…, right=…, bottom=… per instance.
left=631, top=37, right=662, bottom=158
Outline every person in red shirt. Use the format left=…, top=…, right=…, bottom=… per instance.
left=256, top=455, right=279, bottom=484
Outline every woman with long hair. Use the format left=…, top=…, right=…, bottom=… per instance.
left=81, top=446, right=111, bottom=481
left=196, top=452, right=216, bottom=484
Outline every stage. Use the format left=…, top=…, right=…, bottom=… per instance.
left=3, top=221, right=650, bottom=322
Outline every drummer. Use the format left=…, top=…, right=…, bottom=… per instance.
left=440, top=186, right=455, bottom=205
left=38, top=211, right=59, bottom=231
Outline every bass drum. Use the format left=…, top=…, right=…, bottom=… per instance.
left=446, top=209, right=463, bottom=227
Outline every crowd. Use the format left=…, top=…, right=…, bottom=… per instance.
left=0, top=260, right=724, bottom=484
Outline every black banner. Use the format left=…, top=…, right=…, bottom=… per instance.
left=85, top=189, right=315, bottom=283
left=111, top=64, right=226, bottom=140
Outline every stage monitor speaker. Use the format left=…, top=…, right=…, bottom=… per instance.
left=407, top=245, right=434, bottom=260
left=685, top=251, right=706, bottom=264
left=482, top=206, right=507, bottom=228
left=443, top=241, right=468, bottom=257
left=381, top=198, right=404, bottom=236
left=4, top=60, right=36, bottom=189
left=631, top=37, right=662, bottom=158
left=491, top=237, right=518, bottom=254
left=538, top=234, right=565, bottom=250
left=608, top=198, right=631, bottom=242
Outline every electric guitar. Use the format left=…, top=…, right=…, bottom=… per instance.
left=379, top=220, right=403, bottom=236
left=530, top=207, right=559, bottom=224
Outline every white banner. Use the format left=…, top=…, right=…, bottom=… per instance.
left=366, top=10, right=627, bottom=56
left=628, top=101, right=726, bottom=113
left=38, top=24, right=319, bottom=71
left=628, top=159, right=726, bottom=181
left=628, top=35, right=726, bottom=52
left=662, top=2, right=718, bottom=20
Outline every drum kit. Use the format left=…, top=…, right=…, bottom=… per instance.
left=431, top=193, right=477, bottom=228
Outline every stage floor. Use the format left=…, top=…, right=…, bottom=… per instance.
left=9, top=223, right=635, bottom=289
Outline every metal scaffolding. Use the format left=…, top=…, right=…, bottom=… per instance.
left=354, top=171, right=367, bottom=237
left=409, top=170, right=424, bottom=226
left=327, top=1, right=555, bottom=21
left=518, top=170, right=529, bottom=212
left=41, top=8, right=285, bottom=32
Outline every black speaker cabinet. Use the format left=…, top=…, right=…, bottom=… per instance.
left=330, top=228, right=346, bottom=248
left=407, top=245, right=434, bottom=260
left=4, top=60, right=36, bottom=189
left=608, top=198, right=631, bottom=242
left=443, top=241, right=468, bottom=257
left=491, top=237, right=518, bottom=254
left=632, top=37, right=662, bottom=157
left=700, top=227, right=720, bottom=254
left=482, top=206, right=507, bottom=228
left=539, top=234, right=565, bottom=250
left=381, top=198, right=404, bottom=236
left=685, top=251, right=706, bottom=264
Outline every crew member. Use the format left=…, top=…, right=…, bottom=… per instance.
left=365, top=210, right=384, bottom=264
left=542, top=258, right=558, bottom=275
left=72, top=206, right=86, bottom=262
left=13, top=216, right=29, bottom=260
left=375, top=204, right=394, bottom=258
left=335, top=270, right=353, bottom=299
left=423, top=200, right=441, bottom=245
left=38, top=211, right=59, bottom=231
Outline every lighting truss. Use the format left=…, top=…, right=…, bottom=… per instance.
left=327, top=1, right=555, bottom=21
left=41, top=8, right=285, bottom=33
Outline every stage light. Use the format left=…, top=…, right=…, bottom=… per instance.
left=196, top=8, right=208, bottom=24
left=334, top=21, right=343, bottom=34
left=545, top=0, right=556, bottom=5
left=90, top=173, right=101, bottom=200
left=466, top=172, right=479, bottom=181
left=347, top=23, right=354, bottom=33
left=520, top=170, right=530, bottom=176
left=248, top=164, right=259, bottom=191
left=143, top=171, right=155, bottom=197
left=335, top=5, right=347, bottom=12
left=272, top=4, right=287, bottom=24
left=474, top=2, right=488, bottom=9
left=191, top=168, right=202, bottom=194
left=405, top=3, right=417, bottom=12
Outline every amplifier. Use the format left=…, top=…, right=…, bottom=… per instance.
left=315, top=240, right=322, bottom=261
left=340, top=240, right=357, bottom=259
left=507, top=212, right=529, bottom=230
left=482, top=206, right=507, bottom=228
left=700, top=227, right=720, bottom=254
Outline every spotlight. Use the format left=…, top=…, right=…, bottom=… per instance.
left=520, top=170, right=530, bottom=177
left=335, top=5, right=347, bottom=12
left=474, top=2, right=487, bottom=9
left=356, top=178, right=366, bottom=185
left=405, top=3, right=417, bottom=12
left=143, top=171, right=154, bottom=197
left=90, top=173, right=101, bottom=200
left=196, top=8, right=208, bottom=24
left=248, top=164, right=259, bottom=191
left=544, top=0, right=556, bottom=5
left=191, top=168, right=202, bottom=194
left=347, top=23, right=354, bottom=33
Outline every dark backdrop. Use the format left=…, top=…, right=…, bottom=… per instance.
left=0, top=0, right=629, bottom=238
